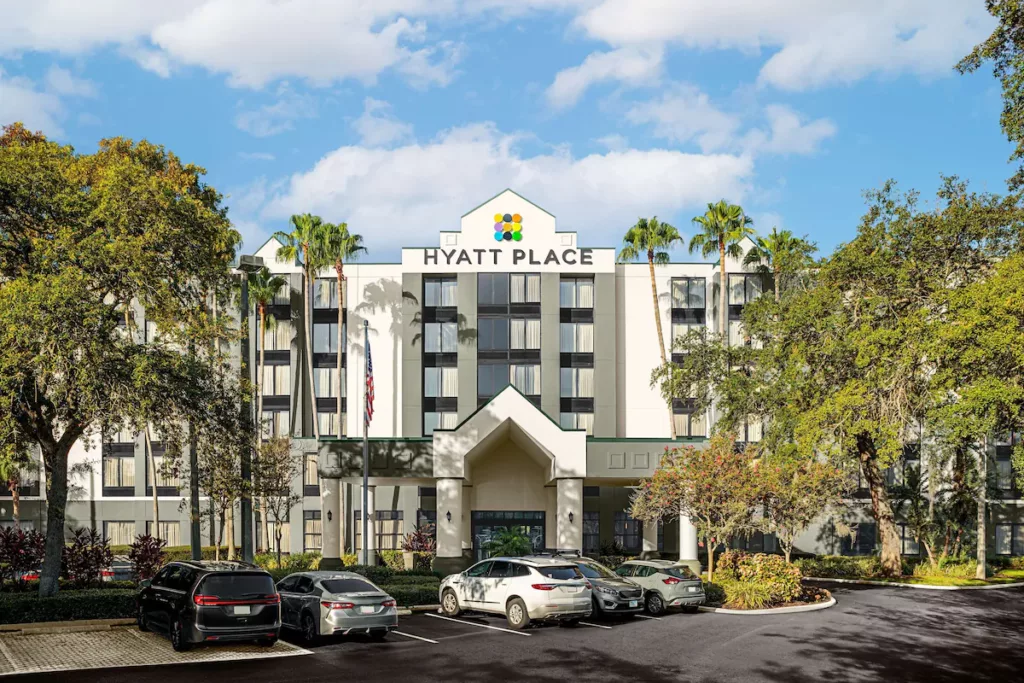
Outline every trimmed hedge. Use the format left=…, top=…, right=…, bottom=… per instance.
left=109, top=545, right=231, bottom=562
left=385, top=584, right=438, bottom=607
left=0, top=589, right=136, bottom=625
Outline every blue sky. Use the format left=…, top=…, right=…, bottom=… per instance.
left=0, top=1, right=1010, bottom=262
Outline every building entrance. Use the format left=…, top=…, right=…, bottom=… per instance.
left=471, top=510, right=545, bottom=561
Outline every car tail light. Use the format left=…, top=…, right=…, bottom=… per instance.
left=194, top=594, right=280, bottom=606
left=584, top=581, right=593, bottom=590
left=531, top=584, right=557, bottom=591
left=381, top=599, right=397, bottom=608
left=321, top=601, right=355, bottom=610
left=662, top=577, right=682, bottom=585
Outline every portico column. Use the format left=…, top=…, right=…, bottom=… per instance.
left=679, top=505, right=699, bottom=573
left=320, top=477, right=342, bottom=570
left=556, top=478, right=583, bottom=552
left=642, top=519, right=658, bottom=559
left=436, top=478, right=463, bottom=560
left=362, top=484, right=376, bottom=564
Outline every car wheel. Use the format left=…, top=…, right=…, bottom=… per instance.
left=171, top=619, right=190, bottom=652
left=591, top=597, right=602, bottom=616
left=682, top=605, right=699, bottom=614
left=370, top=630, right=388, bottom=641
left=137, top=605, right=149, bottom=632
left=301, top=612, right=320, bottom=645
left=441, top=589, right=462, bottom=617
left=559, top=619, right=581, bottom=628
left=506, top=598, right=531, bottom=630
left=257, top=638, right=277, bottom=647
left=645, top=593, right=665, bottom=617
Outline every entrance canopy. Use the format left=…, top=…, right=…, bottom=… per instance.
left=432, top=385, right=586, bottom=481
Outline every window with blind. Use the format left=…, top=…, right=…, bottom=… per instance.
left=273, top=283, right=290, bottom=305
left=424, top=277, right=457, bottom=307
left=673, top=412, right=707, bottom=437
left=261, top=319, right=292, bottom=351
left=729, top=274, right=763, bottom=306
left=265, top=519, right=290, bottom=553
left=995, top=524, right=1024, bottom=555
left=424, top=367, right=459, bottom=398
left=583, top=511, right=600, bottom=553
left=317, top=412, right=342, bottom=437
left=146, top=521, right=181, bottom=546
left=560, top=278, right=594, bottom=309
left=560, top=323, right=594, bottom=353
left=354, top=510, right=405, bottom=550
left=262, top=364, right=291, bottom=396
left=510, top=273, right=541, bottom=303
left=559, top=412, right=594, bottom=435
left=313, top=323, right=340, bottom=353
left=614, top=511, right=642, bottom=554
left=146, top=455, right=179, bottom=491
left=303, top=453, right=319, bottom=491
left=103, top=455, right=135, bottom=494
left=313, top=278, right=339, bottom=309
left=304, top=511, right=322, bottom=551
left=104, top=521, right=135, bottom=546
left=671, top=277, right=706, bottom=309
left=510, top=319, right=541, bottom=350
left=424, top=412, right=458, bottom=435
left=559, top=367, right=594, bottom=398
left=314, top=367, right=342, bottom=398
left=510, top=364, right=540, bottom=395
left=261, top=410, right=290, bottom=439
left=424, top=322, right=458, bottom=353
left=106, top=427, right=135, bottom=444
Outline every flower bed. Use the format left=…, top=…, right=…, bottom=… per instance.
left=795, top=555, right=1024, bottom=587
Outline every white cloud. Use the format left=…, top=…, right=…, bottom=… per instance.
left=257, top=121, right=752, bottom=252
left=234, top=84, right=317, bottom=138
left=594, top=133, right=628, bottom=152
left=352, top=98, right=414, bottom=147
left=0, top=68, right=64, bottom=135
left=546, top=46, right=662, bottom=109
left=44, top=66, right=97, bottom=98
left=742, top=105, right=836, bottom=156
left=118, top=42, right=173, bottom=78
left=239, top=152, right=275, bottom=161
left=625, top=84, right=740, bottom=152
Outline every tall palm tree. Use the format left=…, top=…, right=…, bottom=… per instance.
left=618, top=217, right=683, bottom=439
left=275, top=214, right=326, bottom=440
left=248, top=266, right=287, bottom=551
left=689, top=200, right=756, bottom=343
left=742, top=227, right=816, bottom=302
left=317, top=222, right=367, bottom=436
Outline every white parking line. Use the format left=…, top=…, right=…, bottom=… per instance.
left=634, top=615, right=661, bottom=620
left=424, top=613, right=532, bottom=637
left=392, top=631, right=439, bottom=644
left=579, top=622, right=613, bottom=629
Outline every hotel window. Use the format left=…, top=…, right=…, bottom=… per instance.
left=424, top=412, right=458, bottom=435
left=262, top=363, right=291, bottom=396
left=477, top=363, right=509, bottom=399
left=898, top=524, right=921, bottom=556
left=304, top=510, right=322, bottom=551
left=560, top=278, right=594, bottom=309
left=510, top=319, right=541, bottom=350
left=424, top=322, right=458, bottom=353
left=145, top=319, right=159, bottom=343
left=266, top=519, right=291, bottom=553
left=303, top=453, right=320, bottom=495
left=583, top=511, right=600, bottom=554
left=146, top=454, right=179, bottom=495
left=424, top=367, right=459, bottom=398
left=614, top=511, right=643, bottom=554
left=354, top=510, right=405, bottom=551
left=261, top=410, right=290, bottom=439
left=996, top=446, right=1015, bottom=494
left=425, top=277, right=457, bottom=307
left=560, top=367, right=594, bottom=398
left=273, top=282, right=290, bottom=305
left=261, top=319, right=292, bottom=351
left=510, top=364, right=540, bottom=396
left=478, top=318, right=509, bottom=351
left=317, top=411, right=341, bottom=437
left=839, top=522, right=877, bottom=556
left=510, top=273, right=541, bottom=304
left=737, top=417, right=763, bottom=443
left=313, top=278, right=338, bottom=309
left=672, top=399, right=706, bottom=438
left=104, top=521, right=135, bottom=546
left=314, top=367, right=342, bottom=398
left=671, top=277, right=706, bottom=309
left=560, top=323, right=594, bottom=353
left=146, top=521, right=181, bottom=546
left=107, top=427, right=135, bottom=444
left=102, top=453, right=135, bottom=494
left=313, top=323, right=340, bottom=353
left=995, top=524, right=1024, bottom=555
left=729, top=274, right=763, bottom=306
left=560, top=412, right=594, bottom=435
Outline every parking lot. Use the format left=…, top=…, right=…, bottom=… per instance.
left=7, top=584, right=1024, bottom=682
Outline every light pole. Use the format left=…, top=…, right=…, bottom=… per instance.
left=238, top=254, right=264, bottom=563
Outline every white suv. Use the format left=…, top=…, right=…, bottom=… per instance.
left=439, top=557, right=592, bottom=630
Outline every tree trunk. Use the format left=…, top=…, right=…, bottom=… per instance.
left=145, top=425, right=159, bottom=539
left=647, top=252, right=676, bottom=439
left=719, top=238, right=728, bottom=344
left=39, top=440, right=70, bottom=597
left=276, top=528, right=283, bottom=568
left=336, top=261, right=345, bottom=437
left=707, top=543, right=715, bottom=584
left=977, top=437, right=987, bottom=580
left=782, top=542, right=792, bottom=564
left=773, top=265, right=780, bottom=303
left=303, top=249, right=321, bottom=440
left=10, top=482, right=20, bottom=528
left=857, top=438, right=902, bottom=577
left=216, top=509, right=224, bottom=561
left=257, top=306, right=269, bottom=553
left=228, top=504, right=236, bottom=560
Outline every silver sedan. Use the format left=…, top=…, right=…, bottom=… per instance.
left=277, top=570, right=398, bottom=643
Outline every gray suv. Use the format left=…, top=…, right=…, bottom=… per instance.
left=614, top=559, right=705, bottom=616
left=530, top=554, right=644, bottom=617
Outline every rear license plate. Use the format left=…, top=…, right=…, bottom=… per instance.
left=233, top=605, right=251, bottom=615
left=359, top=606, right=375, bottom=615
left=629, top=600, right=638, bottom=608
left=688, top=586, right=699, bottom=593
left=566, top=586, right=581, bottom=593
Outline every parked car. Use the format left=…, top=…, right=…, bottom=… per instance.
left=540, top=554, right=644, bottom=617
left=136, top=560, right=281, bottom=652
left=439, top=556, right=592, bottom=630
left=276, top=570, right=398, bottom=643
left=614, top=559, right=705, bottom=615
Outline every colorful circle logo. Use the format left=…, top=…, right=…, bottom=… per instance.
left=493, top=212, right=523, bottom=242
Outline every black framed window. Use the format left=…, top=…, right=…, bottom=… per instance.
left=672, top=398, right=706, bottom=438
left=313, top=278, right=339, bottom=309
left=560, top=277, right=594, bottom=309
left=839, top=522, right=877, bottom=556
left=303, top=453, right=319, bottom=496
left=424, top=277, right=457, bottom=308
left=614, top=511, right=643, bottom=554
left=583, top=511, right=600, bottom=554
left=354, top=510, right=405, bottom=550
left=897, top=524, right=921, bottom=556
left=145, top=452, right=179, bottom=496
left=304, top=510, right=322, bottom=551
left=995, top=523, right=1024, bottom=555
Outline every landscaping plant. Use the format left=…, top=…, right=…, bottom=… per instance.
left=483, top=526, right=533, bottom=557
left=61, top=528, right=113, bottom=589
left=128, top=534, right=167, bottom=581
left=0, top=526, right=45, bottom=585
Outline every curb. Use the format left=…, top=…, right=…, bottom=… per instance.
left=0, top=618, right=135, bottom=635
left=698, top=597, right=836, bottom=615
left=803, top=576, right=1024, bottom=591
left=396, top=604, right=440, bottom=616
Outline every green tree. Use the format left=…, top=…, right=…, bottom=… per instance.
left=630, top=433, right=760, bottom=583
left=484, top=527, right=533, bottom=557
left=742, top=227, right=816, bottom=302
left=889, top=460, right=940, bottom=568
left=253, top=436, right=302, bottom=567
left=247, top=266, right=288, bottom=552
left=317, top=221, right=366, bottom=435
left=689, top=200, right=756, bottom=341
left=618, top=217, right=683, bottom=438
left=0, top=123, right=245, bottom=596
left=275, top=214, right=326, bottom=439
left=0, top=419, right=32, bottom=527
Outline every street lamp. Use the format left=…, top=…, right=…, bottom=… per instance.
left=237, top=254, right=264, bottom=563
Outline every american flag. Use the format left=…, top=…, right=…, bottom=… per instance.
left=365, top=337, right=375, bottom=425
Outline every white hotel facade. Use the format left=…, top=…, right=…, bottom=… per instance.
left=4, top=190, right=1023, bottom=568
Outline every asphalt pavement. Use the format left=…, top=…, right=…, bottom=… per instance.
left=9, top=583, right=1024, bottom=682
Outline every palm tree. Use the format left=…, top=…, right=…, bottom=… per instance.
left=742, top=227, right=816, bottom=302
left=275, top=214, right=326, bottom=440
left=689, top=200, right=756, bottom=343
left=484, top=526, right=533, bottom=557
left=317, top=222, right=366, bottom=436
left=248, top=266, right=287, bottom=552
left=618, top=217, right=683, bottom=439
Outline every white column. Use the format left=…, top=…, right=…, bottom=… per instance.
left=436, top=478, right=463, bottom=558
left=679, top=507, right=698, bottom=561
left=642, top=519, right=658, bottom=556
left=320, top=477, right=342, bottom=568
left=556, top=478, right=583, bottom=552
left=361, top=485, right=376, bottom=563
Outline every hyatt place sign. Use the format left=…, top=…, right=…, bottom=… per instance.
left=423, top=247, right=595, bottom=267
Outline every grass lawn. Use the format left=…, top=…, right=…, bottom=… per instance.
left=836, top=569, right=1024, bottom=587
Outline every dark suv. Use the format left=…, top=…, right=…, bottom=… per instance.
left=136, top=561, right=281, bottom=651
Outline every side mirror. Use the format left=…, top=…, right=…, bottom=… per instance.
left=140, top=579, right=151, bottom=589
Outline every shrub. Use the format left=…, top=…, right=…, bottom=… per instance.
left=991, top=556, right=1024, bottom=571
left=715, top=550, right=745, bottom=581
left=0, top=589, right=136, bottom=625
left=381, top=574, right=441, bottom=586
left=703, top=581, right=726, bottom=605
left=0, top=527, right=45, bottom=584
left=402, top=524, right=436, bottom=553
left=724, top=581, right=772, bottom=610
left=253, top=551, right=321, bottom=571
left=62, top=528, right=113, bottom=589
left=379, top=550, right=404, bottom=571
left=347, top=564, right=394, bottom=583
left=598, top=556, right=627, bottom=570
left=382, top=584, right=439, bottom=607
left=912, top=559, right=975, bottom=580
left=342, top=553, right=358, bottom=566
left=129, top=535, right=166, bottom=581
left=734, top=553, right=802, bottom=604
left=109, top=545, right=230, bottom=562
left=795, top=555, right=883, bottom=579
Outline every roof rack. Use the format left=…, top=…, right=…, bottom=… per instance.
left=531, top=549, right=582, bottom=558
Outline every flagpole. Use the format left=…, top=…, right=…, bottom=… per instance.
left=361, top=319, right=370, bottom=566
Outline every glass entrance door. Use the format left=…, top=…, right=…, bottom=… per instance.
left=471, top=511, right=545, bottom=561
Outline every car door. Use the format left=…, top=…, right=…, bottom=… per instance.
left=276, top=576, right=299, bottom=628
left=460, top=561, right=492, bottom=609
left=484, top=561, right=512, bottom=610
left=143, top=566, right=172, bottom=628
left=633, top=565, right=657, bottom=592
left=149, top=565, right=183, bottom=632
left=293, top=576, right=318, bottom=624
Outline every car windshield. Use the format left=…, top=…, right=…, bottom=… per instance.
left=536, top=565, right=584, bottom=580
left=321, top=578, right=379, bottom=594
left=575, top=562, right=615, bottom=579
left=664, top=565, right=698, bottom=580
left=199, top=573, right=275, bottom=598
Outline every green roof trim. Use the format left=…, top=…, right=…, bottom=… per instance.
left=460, top=189, right=555, bottom=219
left=436, top=384, right=571, bottom=434
left=317, top=437, right=433, bottom=443
left=586, top=437, right=709, bottom=443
